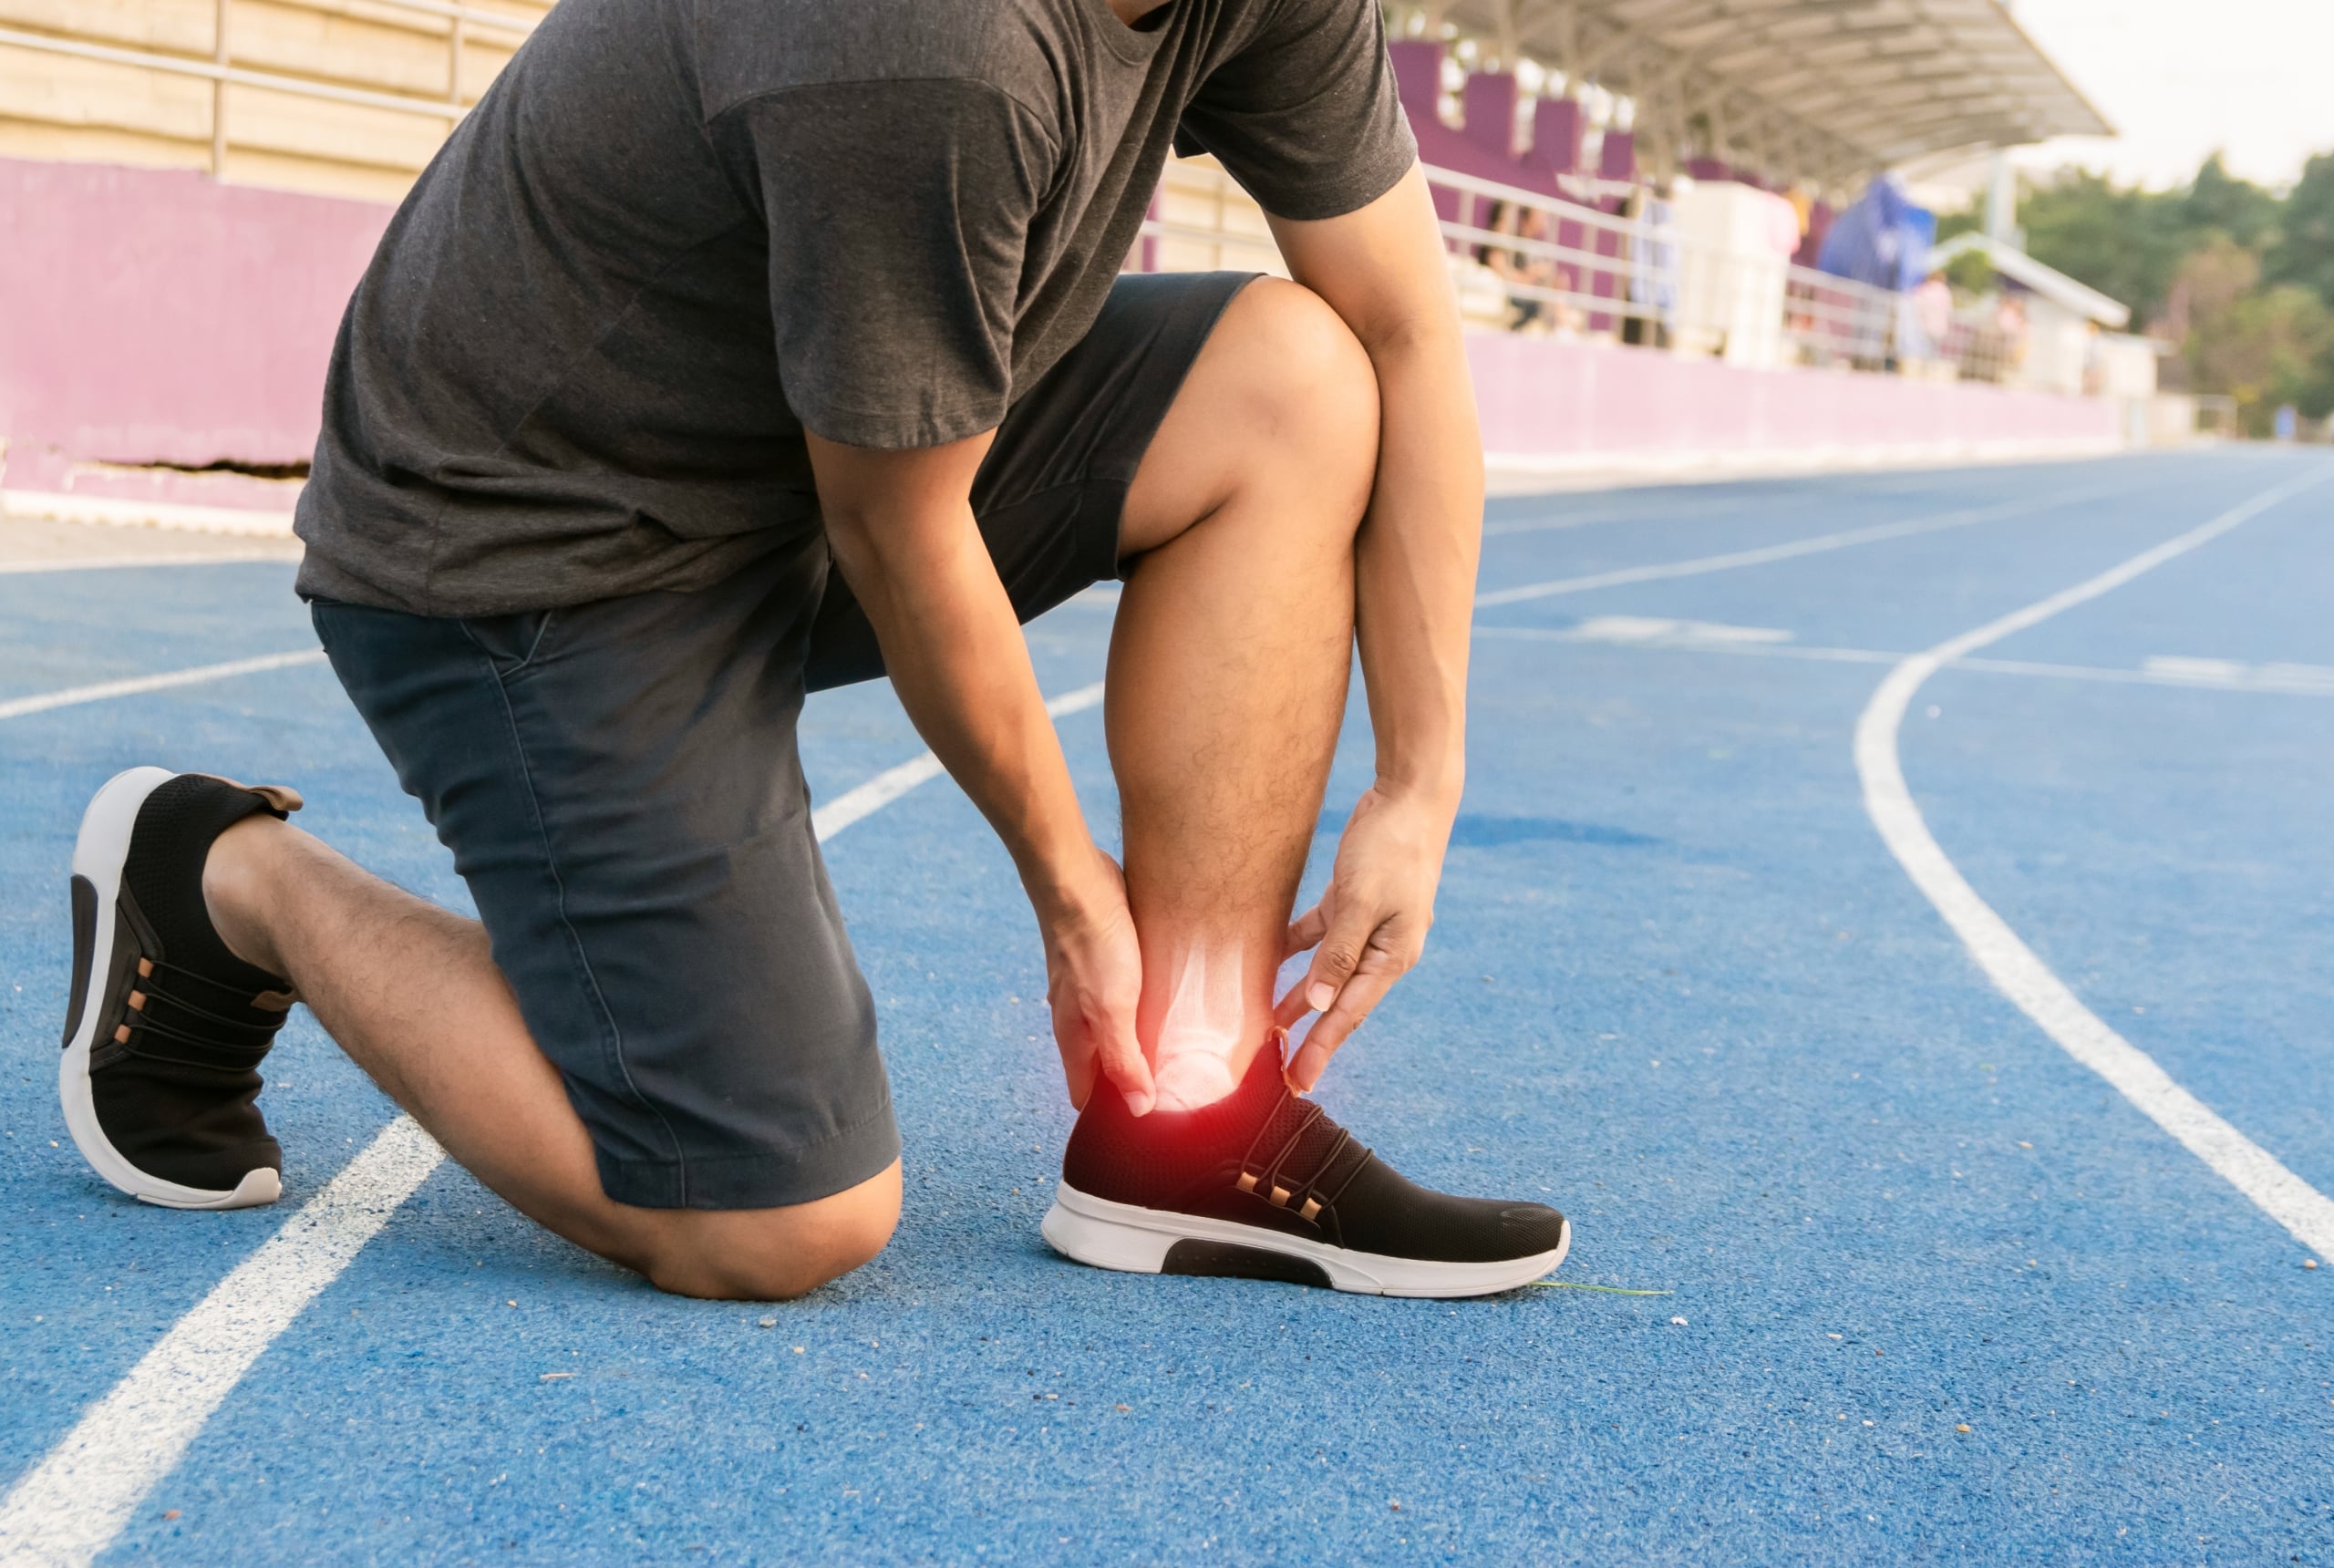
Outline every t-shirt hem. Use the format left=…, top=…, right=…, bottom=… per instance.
left=1254, top=141, right=1419, bottom=225
left=293, top=529, right=800, bottom=618
left=794, top=399, right=1007, bottom=452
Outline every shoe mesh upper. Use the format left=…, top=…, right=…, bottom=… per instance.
left=1060, top=1042, right=1568, bottom=1266
left=84, top=774, right=295, bottom=1189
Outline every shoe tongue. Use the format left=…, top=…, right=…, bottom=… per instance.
left=1210, top=1047, right=1357, bottom=1185
left=1247, top=1085, right=1354, bottom=1184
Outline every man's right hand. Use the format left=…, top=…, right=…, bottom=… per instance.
left=1039, top=847, right=1153, bottom=1116
left=805, top=429, right=1156, bottom=1117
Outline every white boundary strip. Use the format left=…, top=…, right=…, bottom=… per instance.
left=0, top=488, right=299, bottom=540
left=1854, top=462, right=2334, bottom=1262
left=1473, top=626, right=2334, bottom=696
left=0, top=672, right=1106, bottom=1568
left=0, top=653, right=326, bottom=723
left=0, top=551, right=299, bottom=577
left=1475, top=480, right=2130, bottom=608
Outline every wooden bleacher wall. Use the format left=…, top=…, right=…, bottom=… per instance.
left=0, top=0, right=548, bottom=202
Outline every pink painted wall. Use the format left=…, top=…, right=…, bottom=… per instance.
left=0, top=156, right=2119, bottom=519
left=0, top=157, right=390, bottom=497
left=1469, top=332, right=2119, bottom=460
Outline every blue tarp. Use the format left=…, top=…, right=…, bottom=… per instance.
left=1816, top=175, right=1937, bottom=294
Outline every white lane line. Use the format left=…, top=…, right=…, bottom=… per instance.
left=1561, top=615, right=1794, bottom=645
left=0, top=1120, right=444, bottom=1568
left=1854, top=462, right=2334, bottom=1262
left=2140, top=655, right=2334, bottom=695
left=811, top=681, right=1103, bottom=839
left=1474, top=480, right=2133, bottom=608
left=1482, top=485, right=1824, bottom=539
left=0, top=652, right=325, bottom=722
left=0, top=552, right=298, bottom=576
left=1958, top=654, right=2334, bottom=696
left=1477, top=624, right=1897, bottom=666
left=1474, top=625, right=2334, bottom=696
left=0, top=676, right=1107, bottom=1568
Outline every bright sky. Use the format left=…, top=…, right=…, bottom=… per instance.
left=2004, top=0, right=2334, bottom=191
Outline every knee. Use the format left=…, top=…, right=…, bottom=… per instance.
left=1221, top=278, right=1381, bottom=496
left=641, top=1160, right=902, bottom=1301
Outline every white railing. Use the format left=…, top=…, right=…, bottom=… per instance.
left=1784, top=263, right=1895, bottom=366
left=0, top=24, right=471, bottom=120
left=1136, top=160, right=2030, bottom=384
left=0, top=0, right=542, bottom=162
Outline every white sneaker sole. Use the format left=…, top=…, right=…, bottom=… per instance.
left=59, top=767, right=283, bottom=1211
left=1040, top=1181, right=1569, bottom=1299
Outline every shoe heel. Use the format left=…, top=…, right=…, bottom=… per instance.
left=1040, top=1191, right=1176, bottom=1274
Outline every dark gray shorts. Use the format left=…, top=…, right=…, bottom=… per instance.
left=315, top=270, right=1254, bottom=1210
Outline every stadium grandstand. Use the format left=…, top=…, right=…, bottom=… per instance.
left=1, top=0, right=2185, bottom=531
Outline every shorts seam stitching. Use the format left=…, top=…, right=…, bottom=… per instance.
left=465, top=634, right=690, bottom=1181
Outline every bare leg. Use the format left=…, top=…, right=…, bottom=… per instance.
left=201, top=819, right=899, bottom=1300
left=1110, top=279, right=1381, bottom=1105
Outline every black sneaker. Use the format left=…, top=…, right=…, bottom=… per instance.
left=60, top=768, right=304, bottom=1210
left=1044, top=1041, right=1570, bottom=1297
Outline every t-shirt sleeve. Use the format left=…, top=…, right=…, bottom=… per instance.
left=721, top=80, right=1058, bottom=449
left=1173, top=0, right=1417, bottom=222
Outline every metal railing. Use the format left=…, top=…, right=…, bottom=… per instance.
left=1784, top=264, right=1895, bottom=366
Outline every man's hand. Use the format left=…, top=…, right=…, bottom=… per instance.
left=1273, top=782, right=1455, bottom=1090
left=806, top=429, right=1156, bottom=1115
left=1042, top=848, right=1153, bottom=1115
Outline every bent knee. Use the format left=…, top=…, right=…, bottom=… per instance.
left=642, top=1161, right=901, bottom=1301
left=1220, top=278, right=1381, bottom=470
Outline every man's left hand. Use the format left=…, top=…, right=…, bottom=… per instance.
left=1274, top=781, right=1454, bottom=1090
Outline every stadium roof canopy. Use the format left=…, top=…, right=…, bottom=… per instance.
left=1429, top=0, right=2113, bottom=184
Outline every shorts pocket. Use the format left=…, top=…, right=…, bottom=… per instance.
left=460, top=609, right=559, bottom=676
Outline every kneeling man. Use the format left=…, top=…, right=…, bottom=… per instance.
left=57, top=0, right=1569, bottom=1298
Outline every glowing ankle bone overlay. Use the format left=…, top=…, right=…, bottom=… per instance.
left=1148, top=945, right=1248, bottom=1112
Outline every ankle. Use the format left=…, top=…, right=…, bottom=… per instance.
left=201, top=814, right=294, bottom=979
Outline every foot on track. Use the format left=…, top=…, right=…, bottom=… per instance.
left=60, top=768, right=304, bottom=1210
left=1043, top=1042, right=1570, bottom=1298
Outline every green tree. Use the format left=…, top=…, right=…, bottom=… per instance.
left=2181, top=153, right=2281, bottom=249
left=2016, top=170, right=2191, bottom=325
left=2263, top=151, right=2334, bottom=309
left=2179, top=238, right=2334, bottom=432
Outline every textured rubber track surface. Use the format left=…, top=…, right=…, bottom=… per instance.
left=2, top=450, right=2330, bottom=1563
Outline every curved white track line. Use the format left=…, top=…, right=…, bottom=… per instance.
left=1854, top=462, right=2334, bottom=1262
left=0, top=676, right=1106, bottom=1568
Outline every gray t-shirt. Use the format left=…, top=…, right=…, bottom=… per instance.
left=296, top=0, right=1415, bottom=615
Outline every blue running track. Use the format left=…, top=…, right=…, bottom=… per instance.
left=1, top=449, right=2329, bottom=1563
